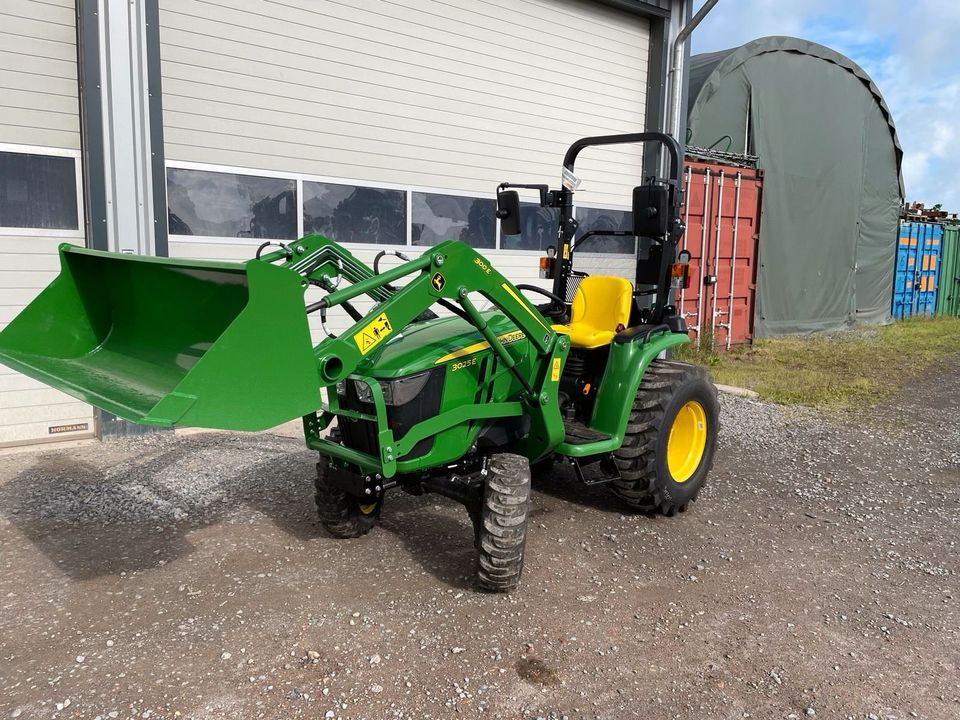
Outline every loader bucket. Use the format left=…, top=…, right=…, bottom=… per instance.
left=0, top=245, right=321, bottom=431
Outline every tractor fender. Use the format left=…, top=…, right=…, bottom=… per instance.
left=589, top=331, right=691, bottom=440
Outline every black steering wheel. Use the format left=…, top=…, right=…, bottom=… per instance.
left=515, top=284, right=568, bottom=322
left=515, top=284, right=566, bottom=306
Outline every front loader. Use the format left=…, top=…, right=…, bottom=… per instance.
left=0, top=132, right=718, bottom=591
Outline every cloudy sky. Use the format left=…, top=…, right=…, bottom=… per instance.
left=691, top=0, right=959, bottom=210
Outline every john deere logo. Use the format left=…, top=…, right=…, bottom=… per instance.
left=431, top=272, right=446, bottom=292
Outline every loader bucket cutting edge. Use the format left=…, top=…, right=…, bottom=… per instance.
left=0, top=245, right=321, bottom=431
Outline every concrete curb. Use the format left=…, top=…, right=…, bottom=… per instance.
left=714, top=383, right=760, bottom=399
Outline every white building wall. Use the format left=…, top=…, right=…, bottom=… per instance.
left=0, top=0, right=93, bottom=446
left=158, top=0, right=649, bottom=204
left=159, top=0, right=649, bottom=336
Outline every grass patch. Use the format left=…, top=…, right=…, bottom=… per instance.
left=675, top=317, right=960, bottom=409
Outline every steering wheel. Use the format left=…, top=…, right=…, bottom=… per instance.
left=515, top=284, right=568, bottom=322
left=515, top=284, right=566, bottom=306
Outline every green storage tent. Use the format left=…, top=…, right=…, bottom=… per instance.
left=687, top=36, right=904, bottom=336
left=937, top=224, right=960, bottom=316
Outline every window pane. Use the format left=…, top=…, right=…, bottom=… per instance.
left=575, top=207, right=635, bottom=254
left=0, top=152, right=78, bottom=230
left=303, top=182, right=406, bottom=245
left=499, top=203, right=558, bottom=252
left=412, top=192, right=495, bottom=249
left=167, top=168, right=296, bottom=239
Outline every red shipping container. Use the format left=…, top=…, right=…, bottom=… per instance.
left=677, top=158, right=763, bottom=348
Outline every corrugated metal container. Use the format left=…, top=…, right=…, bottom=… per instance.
left=677, top=159, right=763, bottom=347
left=936, top=224, right=960, bottom=316
left=892, top=221, right=942, bottom=319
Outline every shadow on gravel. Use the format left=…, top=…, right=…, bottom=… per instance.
left=531, top=462, right=631, bottom=515
left=379, top=493, right=476, bottom=591
left=0, top=433, right=327, bottom=579
left=1, top=434, right=644, bottom=584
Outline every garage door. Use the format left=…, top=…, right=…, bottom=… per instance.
left=0, top=0, right=94, bottom=447
left=159, top=0, right=650, bottom=332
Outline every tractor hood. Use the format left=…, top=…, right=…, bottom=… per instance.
left=366, top=311, right=529, bottom=379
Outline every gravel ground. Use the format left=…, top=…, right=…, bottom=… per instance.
left=0, top=360, right=958, bottom=720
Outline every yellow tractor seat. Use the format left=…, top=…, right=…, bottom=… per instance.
left=553, top=275, right=633, bottom=349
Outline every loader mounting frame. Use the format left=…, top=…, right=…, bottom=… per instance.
left=253, top=236, right=570, bottom=479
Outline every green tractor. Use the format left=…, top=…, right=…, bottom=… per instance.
left=0, top=132, right=719, bottom=591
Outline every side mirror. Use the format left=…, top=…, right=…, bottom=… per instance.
left=633, top=183, right=670, bottom=237
left=497, top=190, right=522, bottom=236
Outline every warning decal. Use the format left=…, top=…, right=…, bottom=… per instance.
left=551, top=357, right=561, bottom=382
left=353, top=312, right=393, bottom=355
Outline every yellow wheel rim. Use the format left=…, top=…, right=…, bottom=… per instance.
left=666, top=400, right=708, bottom=483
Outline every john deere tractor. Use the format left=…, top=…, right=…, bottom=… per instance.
left=0, top=132, right=719, bottom=591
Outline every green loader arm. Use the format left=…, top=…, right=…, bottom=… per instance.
left=284, top=236, right=570, bottom=477
left=304, top=240, right=556, bottom=386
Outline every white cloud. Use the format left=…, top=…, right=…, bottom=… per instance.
left=691, top=0, right=960, bottom=210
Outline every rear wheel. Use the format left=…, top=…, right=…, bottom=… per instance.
left=476, top=453, right=531, bottom=592
left=315, top=430, right=383, bottom=538
left=611, top=360, right=719, bottom=515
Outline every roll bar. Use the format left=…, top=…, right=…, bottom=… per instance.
left=562, top=132, right=683, bottom=182
left=552, top=131, right=685, bottom=324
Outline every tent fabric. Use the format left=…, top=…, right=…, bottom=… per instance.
left=687, top=36, right=904, bottom=336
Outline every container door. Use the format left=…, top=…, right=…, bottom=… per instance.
left=676, top=160, right=761, bottom=348
left=892, top=222, right=916, bottom=320
left=939, top=226, right=960, bottom=316
left=915, top=224, right=941, bottom=316
left=677, top=165, right=711, bottom=343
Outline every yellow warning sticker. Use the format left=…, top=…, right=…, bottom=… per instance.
left=551, top=357, right=561, bottom=382
left=353, top=312, right=393, bottom=355
left=562, top=243, right=570, bottom=259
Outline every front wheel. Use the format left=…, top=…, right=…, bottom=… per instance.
left=610, top=360, right=719, bottom=515
left=315, top=430, right=383, bottom=538
left=476, top=453, right=531, bottom=592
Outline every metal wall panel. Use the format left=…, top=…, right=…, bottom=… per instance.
left=0, top=1, right=95, bottom=446
left=157, top=0, right=649, bottom=208
left=0, top=0, right=81, bottom=150
left=158, top=0, right=652, bottom=329
left=892, top=222, right=942, bottom=319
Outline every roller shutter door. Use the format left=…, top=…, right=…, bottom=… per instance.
left=159, top=0, right=649, bottom=335
left=0, top=0, right=93, bottom=446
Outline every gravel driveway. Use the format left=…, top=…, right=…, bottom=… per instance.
left=1, top=360, right=958, bottom=720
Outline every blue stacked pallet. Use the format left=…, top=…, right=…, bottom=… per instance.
left=892, top=222, right=942, bottom=319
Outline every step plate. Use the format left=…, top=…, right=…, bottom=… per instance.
left=563, top=419, right=611, bottom=445
left=572, top=454, right=622, bottom=486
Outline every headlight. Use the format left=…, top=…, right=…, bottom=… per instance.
left=353, top=379, right=373, bottom=404
left=351, top=371, right=432, bottom=406
left=381, top=371, right=432, bottom=406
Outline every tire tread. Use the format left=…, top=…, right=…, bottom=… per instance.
left=610, top=360, right=717, bottom=514
left=476, top=453, right=530, bottom=592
